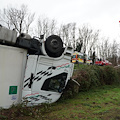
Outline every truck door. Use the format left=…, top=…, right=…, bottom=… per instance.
left=30, top=56, right=68, bottom=104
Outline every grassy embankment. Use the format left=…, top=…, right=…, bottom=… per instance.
left=0, top=65, right=120, bottom=120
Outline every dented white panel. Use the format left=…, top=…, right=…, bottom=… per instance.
left=0, top=45, right=27, bottom=108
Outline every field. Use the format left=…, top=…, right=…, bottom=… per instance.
left=0, top=65, right=120, bottom=120
left=42, top=85, right=120, bottom=120
left=0, top=85, right=120, bottom=120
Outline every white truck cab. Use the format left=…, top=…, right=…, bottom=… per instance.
left=0, top=25, right=74, bottom=108
left=22, top=46, right=74, bottom=105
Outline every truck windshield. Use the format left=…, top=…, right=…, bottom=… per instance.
left=72, top=55, right=76, bottom=58
left=41, top=73, right=67, bottom=93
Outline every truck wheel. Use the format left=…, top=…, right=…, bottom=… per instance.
left=45, top=35, right=63, bottom=57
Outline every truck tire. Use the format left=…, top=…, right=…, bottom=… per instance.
left=45, top=35, right=63, bottom=57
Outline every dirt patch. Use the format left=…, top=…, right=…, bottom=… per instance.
left=97, top=109, right=120, bottom=120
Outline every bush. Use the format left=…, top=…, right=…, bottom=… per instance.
left=60, top=79, right=80, bottom=100
left=102, top=66, right=119, bottom=85
left=73, top=65, right=102, bottom=91
left=61, top=65, right=120, bottom=100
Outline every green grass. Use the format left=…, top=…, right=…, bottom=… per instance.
left=47, top=85, right=120, bottom=120
left=1, top=85, right=120, bottom=120
left=1, top=65, right=120, bottom=120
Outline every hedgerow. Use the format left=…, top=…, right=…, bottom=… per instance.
left=61, top=65, right=120, bottom=100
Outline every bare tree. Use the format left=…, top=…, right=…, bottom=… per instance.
left=57, top=23, right=76, bottom=47
left=110, top=40, right=119, bottom=65
left=70, top=23, right=76, bottom=48
left=77, top=24, right=99, bottom=55
left=49, top=19, right=57, bottom=35
left=88, top=30, right=99, bottom=57
left=37, top=17, right=48, bottom=38
left=98, top=37, right=110, bottom=60
left=61, top=23, right=71, bottom=45
left=98, top=38, right=119, bottom=65
left=0, top=4, right=35, bottom=34
left=25, top=13, right=35, bottom=34
left=37, top=16, right=57, bottom=39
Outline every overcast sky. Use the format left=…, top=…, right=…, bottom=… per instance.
left=1, top=0, right=120, bottom=43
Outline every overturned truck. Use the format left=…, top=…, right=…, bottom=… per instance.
left=0, top=26, right=74, bottom=108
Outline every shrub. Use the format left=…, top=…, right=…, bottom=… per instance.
left=102, top=66, right=119, bottom=85
left=73, top=65, right=102, bottom=91
left=60, top=79, right=80, bottom=100
left=61, top=65, right=120, bottom=100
